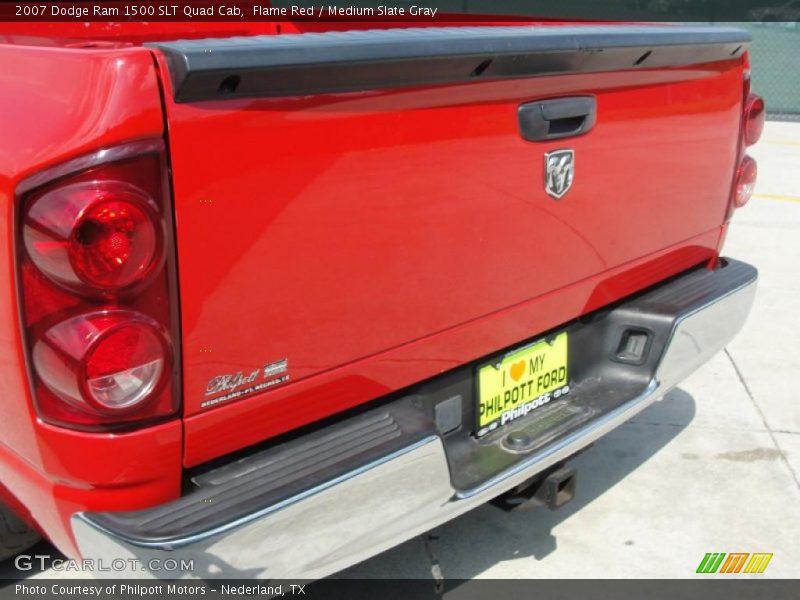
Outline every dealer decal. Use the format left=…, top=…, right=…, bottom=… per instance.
left=202, top=358, right=289, bottom=408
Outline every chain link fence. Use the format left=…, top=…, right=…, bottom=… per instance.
left=722, top=22, right=800, bottom=120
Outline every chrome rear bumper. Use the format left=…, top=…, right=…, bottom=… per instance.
left=72, top=259, right=757, bottom=579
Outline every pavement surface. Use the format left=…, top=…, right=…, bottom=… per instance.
left=5, top=121, right=800, bottom=581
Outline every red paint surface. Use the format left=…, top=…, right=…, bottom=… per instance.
left=0, top=21, right=747, bottom=558
left=157, top=53, right=743, bottom=464
left=0, top=42, right=180, bottom=557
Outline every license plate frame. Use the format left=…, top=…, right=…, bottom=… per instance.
left=475, top=332, right=570, bottom=438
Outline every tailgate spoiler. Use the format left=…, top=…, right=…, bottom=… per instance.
left=149, top=25, right=750, bottom=102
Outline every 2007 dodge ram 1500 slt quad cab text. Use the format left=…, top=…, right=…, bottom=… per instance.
left=0, top=20, right=763, bottom=578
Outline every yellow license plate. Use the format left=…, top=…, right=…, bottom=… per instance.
left=476, top=332, right=570, bottom=436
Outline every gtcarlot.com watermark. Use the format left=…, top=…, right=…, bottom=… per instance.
left=14, top=554, right=193, bottom=573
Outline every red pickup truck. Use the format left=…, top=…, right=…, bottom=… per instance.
left=0, top=20, right=763, bottom=578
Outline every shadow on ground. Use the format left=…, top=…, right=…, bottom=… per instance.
left=0, top=537, right=65, bottom=581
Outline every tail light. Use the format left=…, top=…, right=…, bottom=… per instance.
left=733, top=155, right=757, bottom=209
left=727, top=70, right=763, bottom=220
left=744, top=93, right=766, bottom=147
left=15, top=141, right=180, bottom=431
left=23, top=181, right=163, bottom=294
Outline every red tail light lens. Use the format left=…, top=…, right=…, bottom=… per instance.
left=734, top=155, right=758, bottom=208
left=744, top=93, right=765, bottom=146
left=23, top=181, right=163, bottom=294
left=33, top=312, right=171, bottom=422
left=16, top=142, right=180, bottom=431
left=727, top=72, right=761, bottom=220
left=85, top=321, right=167, bottom=410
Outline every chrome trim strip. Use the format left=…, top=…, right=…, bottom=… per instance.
left=71, top=269, right=757, bottom=579
left=16, top=139, right=164, bottom=195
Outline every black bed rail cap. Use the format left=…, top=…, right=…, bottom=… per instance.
left=147, top=24, right=751, bottom=102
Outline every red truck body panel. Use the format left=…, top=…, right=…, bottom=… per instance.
left=156, top=55, right=742, bottom=464
left=0, top=21, right=749, bottom=559
left=182, top=232, right=721, bottom=466
left=0, top=41, right=181, bottom=556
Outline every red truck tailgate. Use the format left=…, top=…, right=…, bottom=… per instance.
left=149, top=24, right=748, bottom=464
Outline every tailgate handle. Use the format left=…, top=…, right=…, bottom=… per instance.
left=518, top=97, right=596, bottom=142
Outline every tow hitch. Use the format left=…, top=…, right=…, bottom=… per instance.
left=491, top=464, right=577, bottom=511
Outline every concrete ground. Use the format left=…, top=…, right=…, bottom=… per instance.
left=6, top=122, right=800, bottom=581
